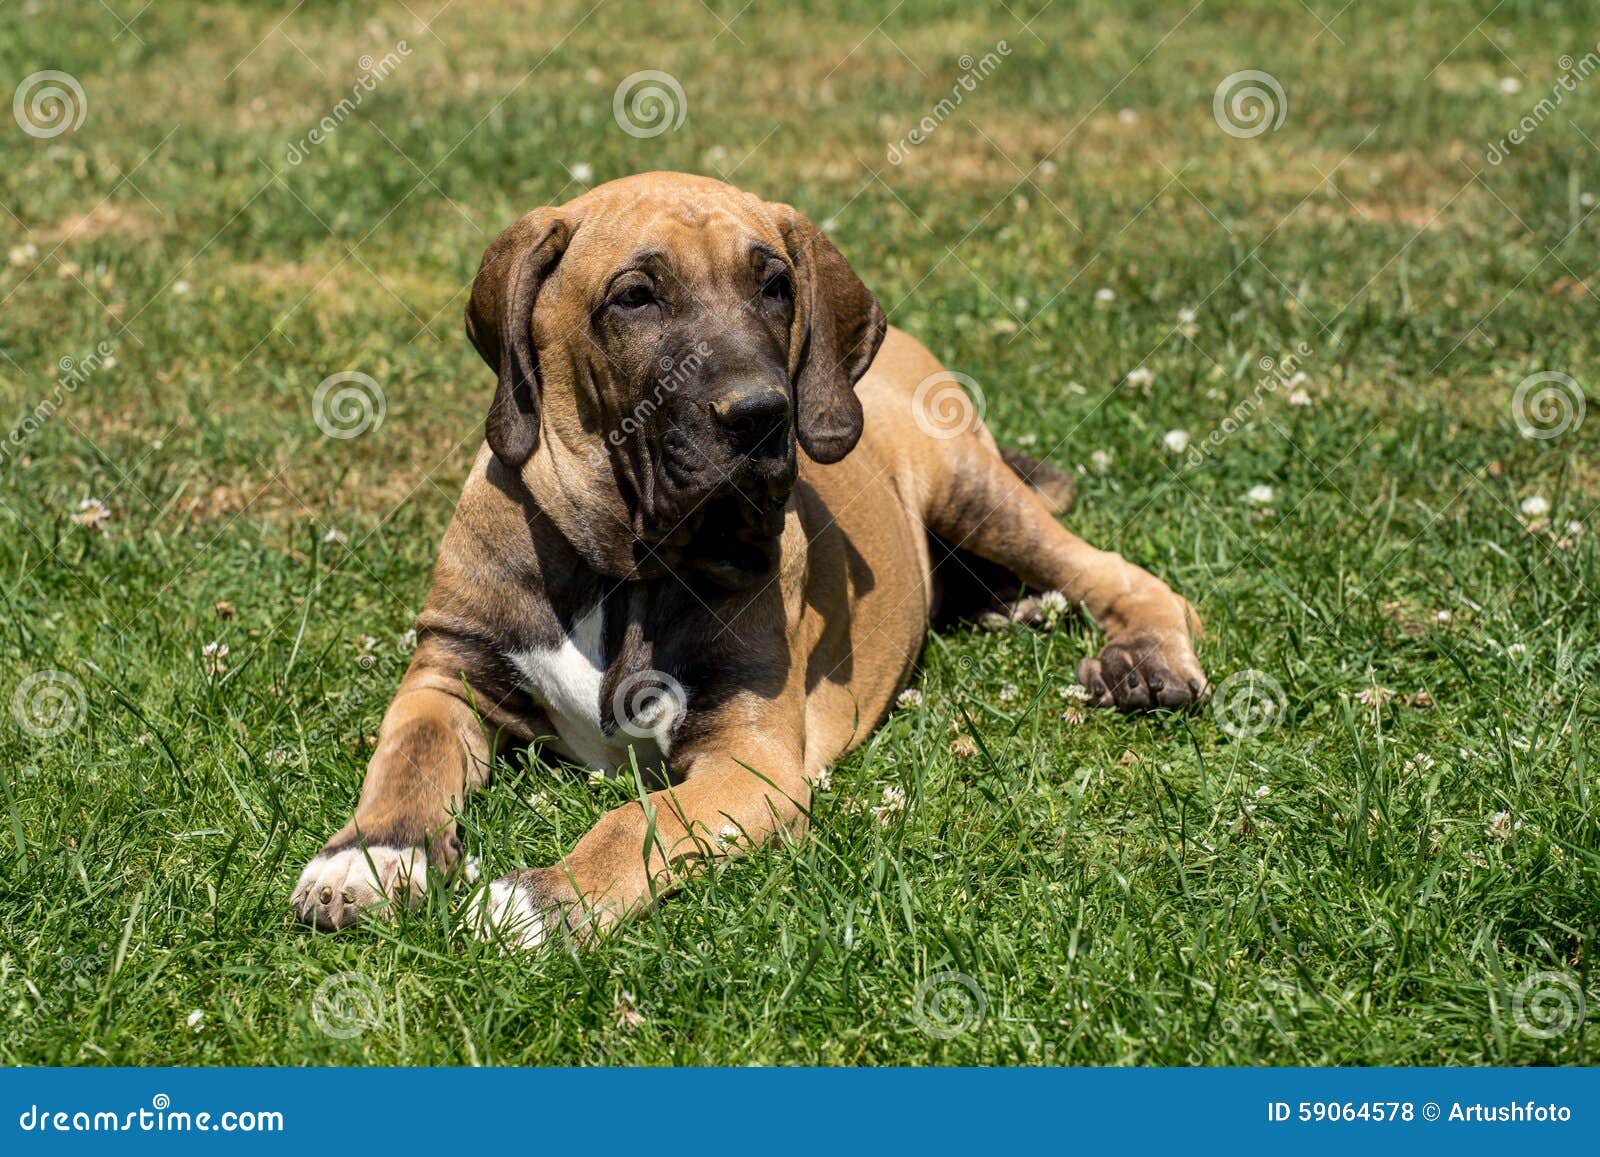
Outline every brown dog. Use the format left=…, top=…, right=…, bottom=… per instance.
left=291, top=172, right=1205, bottom=945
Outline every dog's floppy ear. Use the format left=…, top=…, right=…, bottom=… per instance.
left=775, top=207, right=887, bottom=465
left=465, top=209, right=574, bottom=469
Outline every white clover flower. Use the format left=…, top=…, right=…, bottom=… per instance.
left=1117, top=108, right=1138, bottom=124
left=1061, top=683, right=1091, bottom=701
left=1498, top=77, right=1523, bottom=94
left=611, top=991, right=646, bottom=1030
left=1288, top=389, right=1312, bottom=407
left=1486, top=810, right=1521, bottom=841
left=1094, top=287, right=1116, bottom=304
left=1520, top=495, right=1549, bottom=518
left=1435, top=609, right=1452, bottom=623
left=1162, top=429, right=1190, bottom=454
left=1038, top=590, right=1069, bottom=616
left=1582, top=192, right=1596, bottom=208
left=1015, top=431, right=1039, bottom=447
left=1246, top=484, right=1275, bottom=505
left=896, top=688, right=923, bottom=710
left=1403, top=753, right=1435, bottom=773
left=1125, top=366, right=1154, bottom=390
left=1356, top=686, right=1394, bottom=708
left=814, top=765, right=833, bottom=792
left=1254, top=784, right=1271, bottom=799
left=8, top=243, right=39, bottom=267
left=201, top=640, right=229, bottom=674
left=322, top=526, right=348, bottom=545
left=1506, top=642, right=1526, bottom=658
left=398, top=627, right=418, bottom=652
left=998, top=683, right=1019, bottom=703
left=1089, top=449, right=1113, bottom=473
left=872, top=784, right=907, bottom=827
left=1177, top=306, right=1198, bottom=325
left=72, top=497, right=111, bottom=531
left=172, top=279, right=193, bottom=296
left=569, top=162, right=594, bottom=183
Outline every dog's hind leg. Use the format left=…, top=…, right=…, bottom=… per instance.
left=921, top=432, right=1206, bottom=711
left=929, top=446, right=1076, bottom=629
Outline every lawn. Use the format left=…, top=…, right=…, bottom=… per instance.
left=1, top=0, right=1597, bottom=1066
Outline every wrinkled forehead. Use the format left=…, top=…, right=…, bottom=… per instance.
left=566, top=187, right=784, bottom=282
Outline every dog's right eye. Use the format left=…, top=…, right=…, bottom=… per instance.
left=611, top=284, right=658, bottom=313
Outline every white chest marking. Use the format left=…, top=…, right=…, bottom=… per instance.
left=507, top=603, right=668, bottom=773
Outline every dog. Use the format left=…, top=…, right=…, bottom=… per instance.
left=291, top=172, right=1206, bottom=945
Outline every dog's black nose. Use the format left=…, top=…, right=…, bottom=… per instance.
left=710, top=387, right=790, bottom=454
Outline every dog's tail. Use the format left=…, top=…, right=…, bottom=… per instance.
left=1000, top=447, right=1075, bottom=514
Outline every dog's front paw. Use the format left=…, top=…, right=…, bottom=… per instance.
left=1077, top=629, right=1207, bottom=712
left=291, top=843, right=431, bottom=931
left=467, top=868, right=577, bottom=951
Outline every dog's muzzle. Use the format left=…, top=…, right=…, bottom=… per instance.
left=709, top=384, right=791, bottom=460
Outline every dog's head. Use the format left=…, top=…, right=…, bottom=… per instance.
left=466, top=172, right=886, bottom=589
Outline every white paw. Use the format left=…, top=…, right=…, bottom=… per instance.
left=468, top=877, right=555, bottom=951
left=291, top=845, right=427, bottom=931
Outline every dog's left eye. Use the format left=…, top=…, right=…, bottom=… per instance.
left=611, top=284, right=658, bottom=313
left=761, top=272, right=793, bottom=305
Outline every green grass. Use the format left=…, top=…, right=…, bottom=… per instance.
left=2, top=0, right=1598, bottom=1065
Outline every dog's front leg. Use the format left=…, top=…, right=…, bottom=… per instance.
left=292, top=672, right=491, bottom=930
left=474, top=708, right=807, bottom=949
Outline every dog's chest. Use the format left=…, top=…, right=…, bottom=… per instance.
left=506, top=602, right=669, bottom=773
